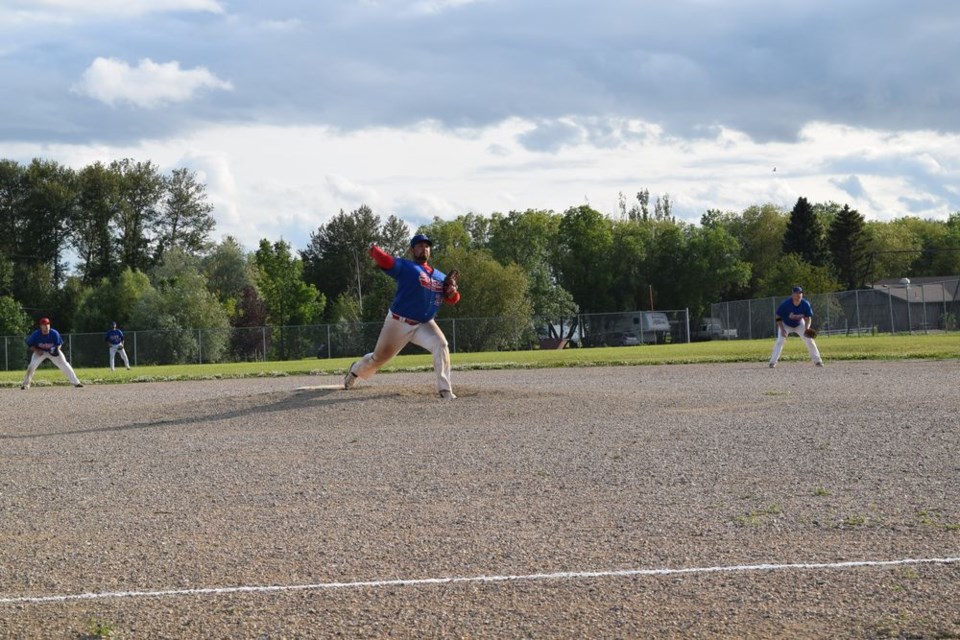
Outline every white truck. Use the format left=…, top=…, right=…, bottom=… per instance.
left=693, top=317, right=738, bottom=341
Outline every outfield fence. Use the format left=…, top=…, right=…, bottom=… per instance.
left=0, top=309, right=694, bottom=371
left=3, top=279, right=957, bottom=370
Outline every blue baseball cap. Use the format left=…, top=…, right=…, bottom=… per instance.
left=410, top=233, right=432, bottom=248
left=792, top=286, right=803, bottom=293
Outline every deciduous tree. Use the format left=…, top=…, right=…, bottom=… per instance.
left=153, top=168, right=215, bottom=263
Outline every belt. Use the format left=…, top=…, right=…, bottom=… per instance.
left=391, top=312, right=420, bottom=326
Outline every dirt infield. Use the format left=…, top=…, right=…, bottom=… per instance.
left=1, top=360, right=958, bottom=639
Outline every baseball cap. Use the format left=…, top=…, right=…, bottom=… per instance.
left=792, top=286, right=803, bottom=293
left=38, top=317, right=50, bottom=325
left=410, top=233, right=432, bottom=248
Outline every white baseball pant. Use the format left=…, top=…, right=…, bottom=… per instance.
left=22, top=350, right=82, bottom=387
left=109, top=344, right=130, bottom=371
left=769, top=324, right=822, bottom=365
left=350, top=311, right=453, bottom=393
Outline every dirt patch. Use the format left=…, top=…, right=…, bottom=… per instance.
left=1, top=361, right=958, bottom=638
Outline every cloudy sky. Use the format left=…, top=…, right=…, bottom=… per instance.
left=2, top=0, right=959, bottom=251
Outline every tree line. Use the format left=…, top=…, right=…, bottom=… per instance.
left=2, top=157, right=959, bottom=357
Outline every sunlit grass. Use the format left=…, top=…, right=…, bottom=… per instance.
left=2, top=332, right=957, bottom=387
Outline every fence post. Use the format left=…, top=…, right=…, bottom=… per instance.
left=4, top=336, right=8, bottom=371
left=452, top=319, right=457, bottom=354
left=327, top=324, right=331, bottom=359
left=262, top=327, right=267, bottom=362
left=198, top=329, right=203, bottom=364
left=854, top=289, right=861, bottom=335
left=921, top=285, right=927, bottom=333
left=887, top=287, right=895, bottom=334
left=943, top=284, right=949, bottom=329
left=906, top=283, right=913, bottom=333
left=684, top=308, right=690, bottom=343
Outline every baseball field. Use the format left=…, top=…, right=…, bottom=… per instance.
left=1, top=355, right=958, bottom=637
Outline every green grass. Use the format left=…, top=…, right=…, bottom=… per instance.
left=2, top=333, right=958, bottom=388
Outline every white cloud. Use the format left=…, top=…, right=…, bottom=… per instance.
left=5, top=117, right=959, bottom=254
left=409, top=0, right=483, bottom=15
left=0, top=0, right=224, bottom=19
left=72, top=57, right=233, bottom=109
left=257, top=18, right=303, bottom=31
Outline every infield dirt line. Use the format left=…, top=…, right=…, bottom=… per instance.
left=3, top=556, right=957, bottom=606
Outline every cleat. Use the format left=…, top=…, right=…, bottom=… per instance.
left=74, top=383, right=84, bottom=388
left=343, top=363, right=359, bottom=389
left=768, top=362, right=776, bottom=368
left=439, top=390, right=457, bottom=400
left=815, top=361, right=824, bottom=367
left=20, top=384, right=27, bottom=390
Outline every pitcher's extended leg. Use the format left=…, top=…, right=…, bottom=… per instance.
left=351, top=313, right=416, bottom=381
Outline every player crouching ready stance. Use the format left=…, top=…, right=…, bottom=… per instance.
left=768, top=286, right=824, bottom=368
left=22, top=317, right=84, bottom=389
left=344, top=233, right=461, bottom=399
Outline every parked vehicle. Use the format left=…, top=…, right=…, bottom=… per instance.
left=619, top=333, right=641, bottom=346
left=584, top=311, right=672, bottom=345
left=693, top=317, right=738, bottom=341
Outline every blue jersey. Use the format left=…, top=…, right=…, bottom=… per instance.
left=776, top=297, right=814, bottom=328
left=105, top=328, right=124, bottom=345
left=26, top=328, right=64, bottom=353
left=384, top=257, right=449, bottom=323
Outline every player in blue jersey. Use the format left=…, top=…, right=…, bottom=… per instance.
left=105, top=321, right=131, bottom=371
left=344, top=233, right=461, bottom=399
left=768, top=286, right=824, bottom=368
left=21, top=317, right=84, bottom=389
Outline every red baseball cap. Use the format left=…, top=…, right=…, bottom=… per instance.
left=38, top=317, right=50, bottom=325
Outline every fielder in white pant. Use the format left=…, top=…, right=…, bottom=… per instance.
left=769, top=286, right=824, bottom=368
left=105, top=321, right=131, bottom=371
left=344, top=233, right=461, bottom=399
left=22, top=317, right=83, bottom=389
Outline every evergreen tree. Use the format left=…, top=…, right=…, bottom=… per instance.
left=300, top=205, right=399, bottom=321
left=783, top=197, right=828, bottom=267
left=828, top=204, right=869, bottom=289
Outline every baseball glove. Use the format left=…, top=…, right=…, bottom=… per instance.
left=49, top=346, right=60, bottom=357
left=804, top=328, right=818, bottom=339
left=443, top=269, right=460, bottom=296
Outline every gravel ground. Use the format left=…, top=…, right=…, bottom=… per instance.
left=1, top=360, right=958, bottom=639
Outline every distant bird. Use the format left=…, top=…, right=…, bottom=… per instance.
left=772, top=167, right=777, bottom=172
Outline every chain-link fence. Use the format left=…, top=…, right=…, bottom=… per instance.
left=711, top=279, right=960, bottom=339
left=5, top=280, right=955, bottom=371
left=1, top=309, right=694, bottom=371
